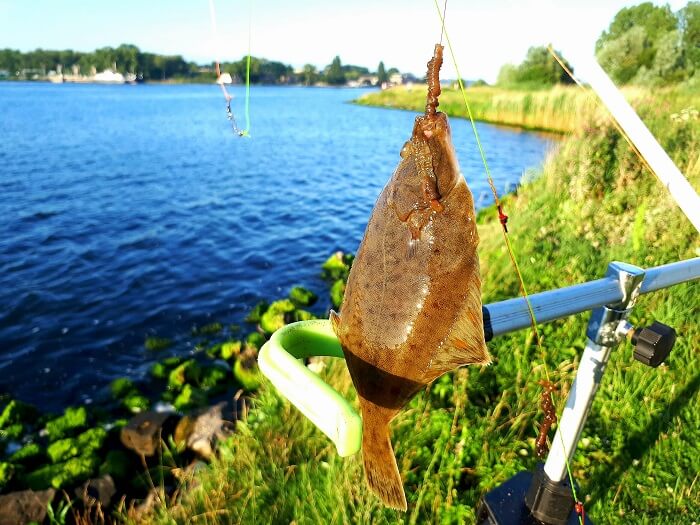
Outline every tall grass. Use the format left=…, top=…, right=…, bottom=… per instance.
left=131, top=87, right=699, bottom=524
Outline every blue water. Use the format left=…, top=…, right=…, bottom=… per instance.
left=0, top=82, right=555, bottom=411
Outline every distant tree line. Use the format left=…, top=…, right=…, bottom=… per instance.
left=496, top=46, right=575, bottom=88
left=0, top=45, right=399, bottom=86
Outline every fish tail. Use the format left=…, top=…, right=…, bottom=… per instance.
left=361, top=403, right=407, bottom=511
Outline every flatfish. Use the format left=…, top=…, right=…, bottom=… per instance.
left=330, top=44, right=490, bottom=510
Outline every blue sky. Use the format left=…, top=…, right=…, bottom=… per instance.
left=0, top=0, right=690, bottom=82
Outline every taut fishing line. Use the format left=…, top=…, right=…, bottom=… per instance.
left=208, top=0, right=252, bottom=137
left=431, top=2, right=585, bottom=523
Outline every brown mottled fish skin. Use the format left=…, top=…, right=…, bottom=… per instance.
left=330, top=44, right=490, bottom=511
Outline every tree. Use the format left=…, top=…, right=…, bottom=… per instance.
left=597, top=26, right=650, bottom=84
left=679, top=1, right=700, bottom=77
left=496, top=47, right=573, bottom=87
left=596, top=2, right=676, bottom=53
left=325, top=56, right=345, bottom=85
left=301, top=64, right=318, bottom=86
left=377, top=61, right=388, bottom=84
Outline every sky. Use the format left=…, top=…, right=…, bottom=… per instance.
left=0, top=0, right=690, bottom=82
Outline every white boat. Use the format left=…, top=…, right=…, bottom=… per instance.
left=93, top=70, right=126, bottom=84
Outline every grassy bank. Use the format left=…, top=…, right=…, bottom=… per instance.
left=355, top=84, right=698, bottom=135
left=129, top=87, right=699, bottom=524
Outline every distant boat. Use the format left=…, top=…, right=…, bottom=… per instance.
left=93, top=70, right=126, bottom=84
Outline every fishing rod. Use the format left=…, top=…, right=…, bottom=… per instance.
left=259, top=256, right=699, bottom=524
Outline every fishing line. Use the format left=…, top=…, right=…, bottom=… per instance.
left=208, top=0, right=252, bottom=137
left=432, top=2, right=584, bottom=522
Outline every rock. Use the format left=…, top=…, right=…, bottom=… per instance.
left=0, top=400, right=38, bottom=430
left=23, top=455, right=99, bottom=490
left=0, top=488, right=55, bottom=525
left=330, top=279, right=346, bottom=309
left=234, top=349, right=262, bottom=391
left=0, top=423, right=23, bottom=441
left=321, top=251, right=350, bottom=281
left=289, top=286, right=318, bottom=307
left=259, top=299, right=296, bottom=334
left=123, top=393, right=150, bottom=414
left=47, top=427, right=107, bottom=463
left=220, top=340, right=242, bottom=360
left=173, top=402, right=233, bottom=459
left=246, top=332, right=266, bottom=350
left=0, top=462, right=14, bottom=491
left=144, top=336, right=173, bottom=351
left=199, top=365, right=229, bottom=393
left=191, top=322, right=223, bottom=337
left=8, top=443, right=44, bottom=467
left=244, top=301, right=269, bottom=323
left=120, top=411, right=177, bottom=457
left=110, top=378, right=136, bottom=399
left=44, top=406, right=88, bottom=441
left=173, top=385, right=207, bottom=412
left=75, top=474, right=116, bottom=508
left=149, top=356, right=183, bottom=379
left=293, top=309, right=317, bottom=322
left=167, top=359, right=202, bottom=391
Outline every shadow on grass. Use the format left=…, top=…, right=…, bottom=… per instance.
left=588, top=371, right=700, bottom=503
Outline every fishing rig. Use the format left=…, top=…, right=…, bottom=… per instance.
left=260, top=257, right=698, bottom=524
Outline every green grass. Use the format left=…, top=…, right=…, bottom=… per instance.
left=128, top=87, right=699, bottom=524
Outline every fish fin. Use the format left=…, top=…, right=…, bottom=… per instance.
left=330, top=310, right=341, bottom=336
left=361, top=402, right=407, bottom=511
left=427, top=286, right=491, bottom=378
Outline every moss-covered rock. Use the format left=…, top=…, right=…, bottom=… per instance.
left=0, top=423, right=24, bottom=441
left=167, top=359, right=202, bottom=391
left=330, top=279, right=346, bottom=309
left=293, top=309, right=317, bottom=322
left=99, top=450, right=134, bottom=481
left=144, top=336, right=173, bottom=352
left=149, top=356, right=183, bottom=379
left=0, top=462, right=14, bottom=491
left=219, top=340, right=241, bottom=360
left=110, top=378, right=136, bottom=399
left=289, top=286, right=318, bottom=307
left=246, top=332, right=266, bottom=350
left=23, top=455, right=99, bottom=490
left=8, top=443, right=44, bottom=466
left=45, top=406, right=88, bottom=441
left=123, top=393, right=150, bottom=414
left=245, top=301, right=269, bottom=323
left=259, top=299, right=296, bottom=334
left=0, top=400, right=38, bottom=429
left=234, top=350, right=262, bottom=391
left=321, top=251, right=350, bottom=281
left=47, top=427, right=107, bottom=464
left=173, top=385, right=207, bottom=412
left=199, top=365, right=229, bottom=392
left=192, top=322, right=223, bottom=336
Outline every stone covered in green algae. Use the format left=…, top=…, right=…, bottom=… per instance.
left=246, top=332, right=266, bottom=350
left=123, top=393, right=150, bottom=413
left=0, top=462, right=14, bottom=491
left=110, top=378, right=136, bottom=399
left=46, top=427, right=107, bottom=464
left=0, top=400, right=38, bottom=429
left=199, top=365, right=229, bottom=392
left=293, top=309, right=317, bottom=322
left=150, top=356, right=183, bottom=379
left=289, top=286, right=318, bottom=307
left=145, top=336, right=173, bottom=352
left=9, top=442, right=44, bottom=465
left=321, top=251, right=351, bottom=281
left=245, top=301, right=269, bottom=323
left=45, top=406, right=88, bottom=441
left=23, top=454, right=99, bottom=490
left=259, top=299, right=296, bottom=334
left=99, top=449, right=134, bottom=481
left=0, top=423, right=24, bottom=441
left=173, top=384, right=207, bottom=412
left=234, top=350, right=262, bottom=391
left=167, top=359, right=202, bottom=391
left=330, top=279, right=346, bottom=309
left=220, top=340, right=242, bottom=360
left=192, top=322, right=223, bottom=336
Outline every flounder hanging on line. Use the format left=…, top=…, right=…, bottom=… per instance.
left=330, top=44, right=490, bottom=511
